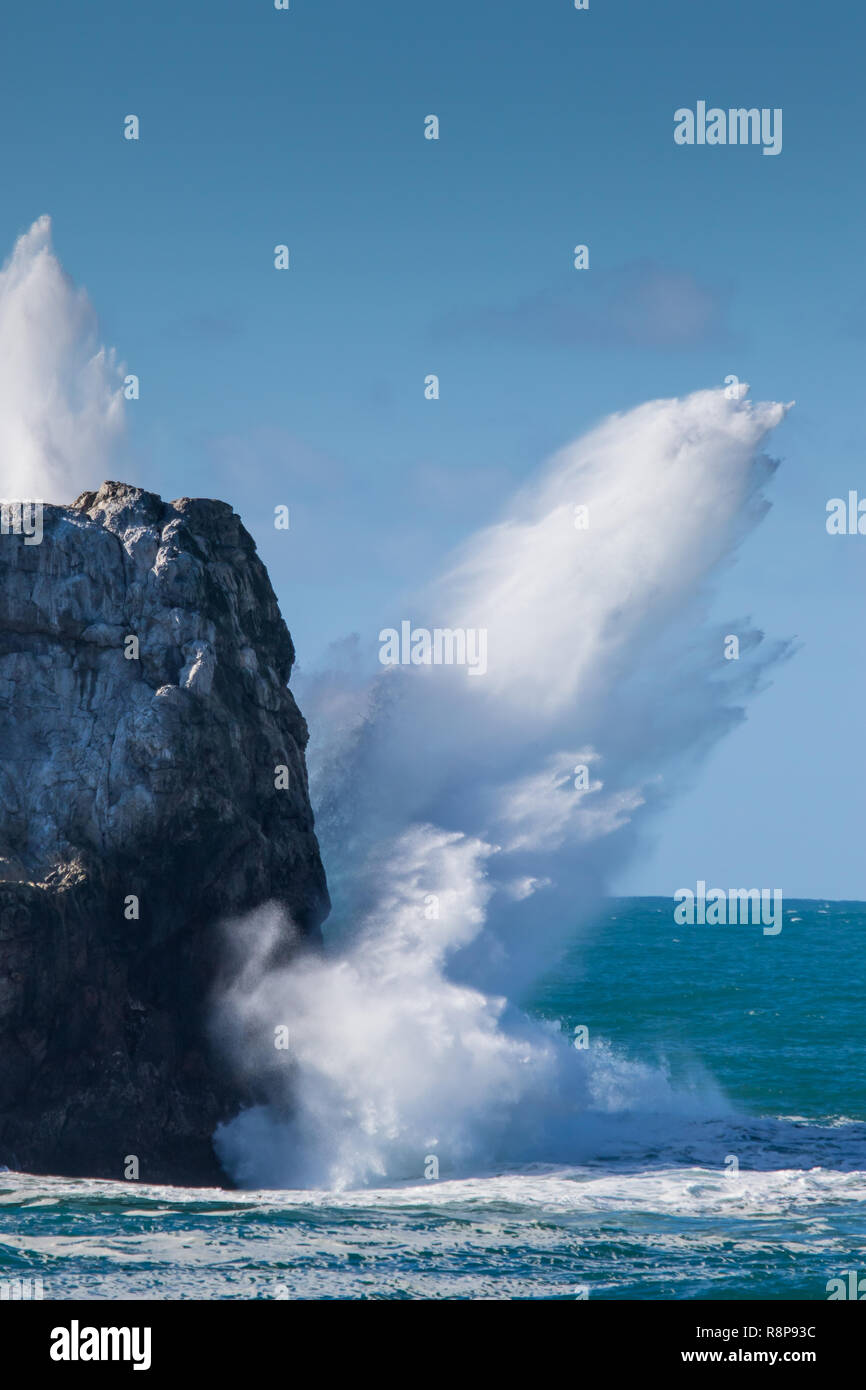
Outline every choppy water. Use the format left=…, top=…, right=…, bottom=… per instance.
left=2, top=899, right=864, bottom=1300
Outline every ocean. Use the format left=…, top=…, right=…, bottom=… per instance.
left=3, top=898, right=863, bottom=1301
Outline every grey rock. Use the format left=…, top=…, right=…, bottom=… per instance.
left=0, top=482, right=329, bottom=1185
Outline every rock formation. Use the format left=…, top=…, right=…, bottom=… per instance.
left=0, top=482, right=329, bottom=1185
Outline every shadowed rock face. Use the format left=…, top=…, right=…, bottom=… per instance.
left=0, top=482, right=329, bottom=1185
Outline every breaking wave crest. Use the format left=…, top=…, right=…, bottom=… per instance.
left=213, top=387, right=794, bottom=1190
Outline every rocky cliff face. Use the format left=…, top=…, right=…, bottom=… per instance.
left=0, top=482, right=329, bottom=1185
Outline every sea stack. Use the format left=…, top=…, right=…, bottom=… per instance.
left=0, top=482, right=329, bottom=1185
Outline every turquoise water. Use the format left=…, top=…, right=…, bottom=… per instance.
left=534, top=898, right=866, bottom=1125
left=2, top=898, right=864, bottom=1300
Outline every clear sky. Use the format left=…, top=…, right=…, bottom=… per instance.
left=1, top=0, right=863, bottom=897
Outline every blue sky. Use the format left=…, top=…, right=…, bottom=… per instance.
left=1, top=0, right=863, bottom=896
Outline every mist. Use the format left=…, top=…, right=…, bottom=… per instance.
left=0, top=216, right=124, bottom=501
left=213, top=386, right=795, bottom=1190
